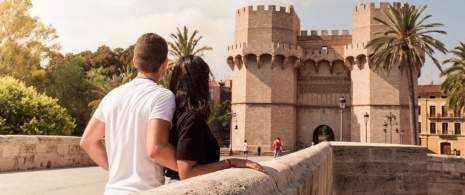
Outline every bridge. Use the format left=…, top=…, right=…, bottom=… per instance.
left=1, top=136, right=464, bottom=194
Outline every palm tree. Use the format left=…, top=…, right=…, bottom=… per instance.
left=440, top=42, right=465, bottom=114
left=88, top=65, right=137, bottom=114
left=365, top=3, right=447, bottom=145
left=160, top=26, right=213, bottom=87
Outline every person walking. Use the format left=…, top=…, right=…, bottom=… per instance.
left=165, top=55, right=266, bottom=181
left=257, top=146, right=261, bottom=156
left=243, top=140, right=249, bottom=159
left=273, top=137, right=282, bottom=158
left=80, top=33, right=177, bottom=194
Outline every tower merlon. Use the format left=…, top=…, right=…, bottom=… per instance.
left=227, top=42, right=300, bottom=51
left=299, top=30, right=350, bottom=37
left=353, top=2, right=402, bottom=12
left=236, top=5, right=294, bottom=15
left=344, top=42, right=367, bottom=50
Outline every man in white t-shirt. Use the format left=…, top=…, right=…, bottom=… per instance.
left=80, top=33, right=177, bottom=194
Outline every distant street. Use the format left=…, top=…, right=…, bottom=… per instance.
left=0, top=155, right=273, bottom=195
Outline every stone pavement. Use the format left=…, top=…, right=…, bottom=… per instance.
left=0, top=155, right=273, bottom=195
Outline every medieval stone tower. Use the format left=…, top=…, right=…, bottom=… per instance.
left=226, top=2, right=418, bottom=152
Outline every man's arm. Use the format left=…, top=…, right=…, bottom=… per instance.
left=146, top=118, right=177, bottom=171
left=80, top=117, right=108, bottom=170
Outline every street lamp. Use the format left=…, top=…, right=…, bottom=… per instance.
left=386, top=112, right=396, bottom=143
left=339, top=97, right=346, bottom=141
left=229, top=111, right=237, bottom=156
left=364, top=112, right=369, bottom=143
left=396, top=128, right=404, bottom=144
left=382, top=122, right=388, bottom=143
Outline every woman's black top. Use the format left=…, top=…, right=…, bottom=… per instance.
left=165, top=111, right=220, bottom=179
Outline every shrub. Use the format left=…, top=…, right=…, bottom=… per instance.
left=0, top=77, right=75, bottom=135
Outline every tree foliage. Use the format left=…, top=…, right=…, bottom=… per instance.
left=39, top=57, right=93, bottom=135
left=0, top=76, right=75, bottom=135
left=0, top=0, right=60, bottom=83
left=87, top=64, right=137, bottom=114
left=207, top=100, right=231, bottom=147
left=365, top=3, right=447, bottom=145
left=440, top=42, right=465, bottom=113
left=160, top=26, right=213, bottom=87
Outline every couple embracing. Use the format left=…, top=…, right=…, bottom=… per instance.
left=80, top=32, right=266, bottom=194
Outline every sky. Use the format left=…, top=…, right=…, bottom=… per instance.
left=29, top=0, right=465, bottom=84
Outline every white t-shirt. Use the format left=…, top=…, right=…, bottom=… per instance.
left=243, top=142, right=248, bottom=151
left=93, top=78, right=175, bottom=195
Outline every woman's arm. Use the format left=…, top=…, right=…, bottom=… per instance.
left=177, top=158, right=266, bottom=180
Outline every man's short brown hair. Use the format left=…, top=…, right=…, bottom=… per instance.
left=133, top=33, right=168, bottom=73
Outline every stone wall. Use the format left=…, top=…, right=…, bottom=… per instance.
left=0, top=135, right=95, bottom=172
left=139, top=141, right=333, bottom=195
left=427, top=154, right=465, bottom=195
left=332, top=142, right=427, bottom=194
left=140, top=142, right=439, bottom=195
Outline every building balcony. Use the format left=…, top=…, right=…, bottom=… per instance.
left=425, top=113, right=465, bottom=119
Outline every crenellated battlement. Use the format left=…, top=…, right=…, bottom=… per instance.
left=344, top=42, right=367, bottom=50
left=353, top=2, right=402, bottom=12
left=227, top=42, right=299, bottom=51
left=236, top=5, right=294, bottom=15
left=299, top=30, right=350, bottom=37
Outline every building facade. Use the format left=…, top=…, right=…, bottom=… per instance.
left=226, top=2, right=421, bottom=152
left=418, top=85, right=465, bottom=155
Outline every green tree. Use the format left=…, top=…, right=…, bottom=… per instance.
left=40, top=57, right=92, bottom=135
left=440, top=42, right=465, bottom=114
left=0, top=0, right=60, bottom=83
left=87, top=65, right=137, bottom=114
left=207, top=100, right=231, bottom=147
left=365, top=3, right=447, bottom=145
left=161, top=26, right=213, bottom=87
left=0, top=76, right=75, bottom=135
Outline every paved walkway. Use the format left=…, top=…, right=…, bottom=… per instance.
left=0, top=155, right=273, bottom=195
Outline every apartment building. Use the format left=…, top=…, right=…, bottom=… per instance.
left=418, top=84, right=465, bottom=155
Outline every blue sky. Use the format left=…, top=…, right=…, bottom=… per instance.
left=30, top=0, right=465, bottom=84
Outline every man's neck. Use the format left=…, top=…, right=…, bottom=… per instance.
left=137, top=72, right=160, bottom=83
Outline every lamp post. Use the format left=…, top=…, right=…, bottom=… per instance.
left=364, top=112, right=369, bottom=143
left=339, top=97, right=346, bottom=141
left=382, top=122, right=388, bottom=143
left=229, top=111, right=237, bottom=156
left=386, top=112, right=396, bottom=143
left=396, top=128, right=404, bottom=144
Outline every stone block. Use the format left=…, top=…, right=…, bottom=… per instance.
left=16, top=155, right=35, bottom=170
left=2, top=145, right=19, bottom=157
left=430, top=162, right=442, bottom=171
left=387, top=162, right=409, bottom=174
left=394, top=148, right=426, bottom=162
left=19, top=144, right=35, bottom=155
left=442, top=163, right=456, bottom=172
left=399, top=175, right=427, bottom=193
left=408, top=162, right=427, bottom=175
left=0, top=158, right=17, bottom=171
left=369, top=147, right=393, bottom=161
left=355, top=161, right=386, bottom=174
left=333, top=161, right=356, bottom=175
left=333, top=146, right=369, bottom=162
left=357, top=174, right=397, bottom=193
left=56, top=144, right=69, bottom=155
left=35, top=144, right=48, bottom=153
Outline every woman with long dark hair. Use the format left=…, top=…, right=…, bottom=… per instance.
left=166, top=55, right=266, bottom=181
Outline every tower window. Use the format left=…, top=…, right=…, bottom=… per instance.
left=322, top=46, right=328, bottom=54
